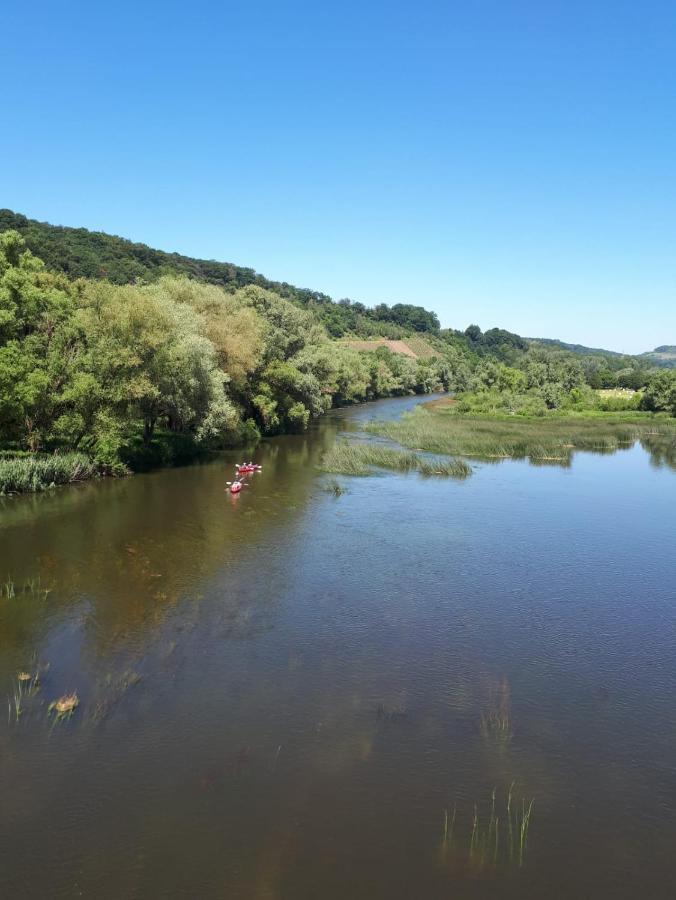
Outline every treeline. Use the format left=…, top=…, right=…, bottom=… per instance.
left=455, top=353, right=676, bottom=416
left=1, top=214, right=674, bottom=490
left=0, top=231, right=459, bottom=472
left=0, top=210, right=440, bottom=340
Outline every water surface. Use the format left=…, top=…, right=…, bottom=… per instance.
left=1, top=396, right=675, bottom=899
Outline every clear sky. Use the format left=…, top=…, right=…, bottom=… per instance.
left=2, top=1, right=675, bottom=353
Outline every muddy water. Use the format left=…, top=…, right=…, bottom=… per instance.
left=0, top=395, right=675, bottom=899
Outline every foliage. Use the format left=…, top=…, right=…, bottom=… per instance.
left=0, top=231, right=461, bottom=479
left=641, top=370, right=676, bottom=415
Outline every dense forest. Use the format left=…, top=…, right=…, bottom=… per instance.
left=1, top=212, right=674, bottom=491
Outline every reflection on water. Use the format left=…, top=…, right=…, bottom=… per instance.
left=0, top=397, right=675, bottom=899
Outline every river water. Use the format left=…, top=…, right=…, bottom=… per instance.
left=1, top=395, right=675, bottom=899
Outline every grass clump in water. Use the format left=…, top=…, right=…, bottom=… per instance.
left=323, top=478, right=349, bottom=496
left=440, top=785, right=534, bottom=871
left=417, top=457, right=472, bottom=477
left=480, top=678, right=513, bottom=749
left=49, top=692, right=79, bottom=721
left=0, top=452, right=102, bottom=494
left=1, top=576, right=51, bottom=601
left=321, top=442, right=471, bottom=479
left=7, top=670, right=41, bottom=723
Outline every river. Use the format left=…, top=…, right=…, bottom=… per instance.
left=1, top=394, right=675, bottom=899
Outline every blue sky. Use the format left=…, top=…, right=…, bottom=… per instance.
left=2, top=0, right=675, bottom=353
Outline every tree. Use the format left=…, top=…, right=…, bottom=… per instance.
left=641, top=371, right=676, bottom=415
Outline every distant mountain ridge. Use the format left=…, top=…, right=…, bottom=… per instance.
left=528, top=337, right=626, bottom=357
left=640, top=346, right=676, bottom=368
left=529, top=338, right=675, bottom=367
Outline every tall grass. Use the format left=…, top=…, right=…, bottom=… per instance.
left=365, top=407, right=676, bottom=467
left=321, top=442, right=471, bottom=478
left=0, top=452, right=101, bottom=494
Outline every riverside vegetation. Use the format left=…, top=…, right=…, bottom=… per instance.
left=1, top=214, right=675, bottom=492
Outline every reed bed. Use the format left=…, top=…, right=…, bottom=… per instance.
left=365, top=407, right=676, bottom=466
left=0, top=452, right=101, bottom=494
left=321, top=442, right=471, bottom=478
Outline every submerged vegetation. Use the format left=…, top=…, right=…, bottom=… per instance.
left=1, top=575, right=51, bottom=600
left=321, top=442, right=471, bottom=478
left=480, top=679, right=513, bottom=749
left=322, top=478, right=349, bottom=496
left=440, top=785, right=534, bottom=870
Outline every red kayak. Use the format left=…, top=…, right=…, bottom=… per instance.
left=236, top=464, right=262, bottom=474
left=230, top=481, right=243, bottom=494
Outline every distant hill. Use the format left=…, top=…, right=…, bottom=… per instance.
left=640, top=346, right=676, bottom=368
left=528, top=337, right=626, bottom=358
left=0, top=209, right=440, bottom=339
left=0, top=208, right=331, bottom=307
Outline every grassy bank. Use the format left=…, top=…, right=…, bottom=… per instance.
left=0, top=452, right=106, bottom=495
left=364, top=406, right=676, bottom=466
left=320, top=442, right=471, bottom=478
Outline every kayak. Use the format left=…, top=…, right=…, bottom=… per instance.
left=230, top=482, right=242, bottom=494
left=236, top=464, right=262, bottom=474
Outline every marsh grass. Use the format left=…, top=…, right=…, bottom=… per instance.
left=7, top=669, right=41, bottom=723
left=441, top=785, right=534, bottom=871
left=7, top=680, right=24, bottom=723
left=323, top=478, right=349, bottom=496
left=480, top=678, right=513, bottom=749
left=0, top=452, right=101, bottom=495
left=365, top=407, right=676, bottom=467
left=1, top=576, right=51, bottom=601
left=321, top=442, right=471, bottom=478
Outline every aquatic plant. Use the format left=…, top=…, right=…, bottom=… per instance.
left=1, top=576, right=51, bottom=601
left=7, top=680, right=24, bottom=723
left=321, top=442, right=471, bottom=478
left=16, top=670, right=41, bottom=695
left=0, top=452, right=101, bottom=495
left=89, top=671, right=141, bottom=723
left=323, top=478, right=348, bottom=496
left=48, top=692, right=79, bottom=721
left=480, top=678, right=513, bottom=748
left=21, top=577, right=51, bottom=600
left=440, top=785, right=534, bottom=870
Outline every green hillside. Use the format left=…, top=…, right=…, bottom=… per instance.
left=641, top=346, right=676, bottom=368
left=0, top=209, right=439, bottom=339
